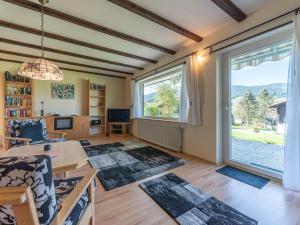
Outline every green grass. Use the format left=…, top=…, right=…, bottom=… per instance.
left=232, top=125, right=272, bottom=131
left=232, top=128, right=284, bottom=145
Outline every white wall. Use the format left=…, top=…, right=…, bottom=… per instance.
left=33, top=71, right=126, bottom=116
left=0, top=61, right=127, bottom=116
left=129, top=0, right=300, bottom=164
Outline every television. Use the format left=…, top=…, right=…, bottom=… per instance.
left=108, top=109, right=130, bottom=122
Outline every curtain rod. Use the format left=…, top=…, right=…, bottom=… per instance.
left=132, top=51, right=197, bottom=81
left=132, top=6, right=299, bottom=81
left=204, top=6, right=300, bottom=51
left=210, top=21, right=293, bottom=53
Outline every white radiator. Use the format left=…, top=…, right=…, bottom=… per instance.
left=136, top=119, right=183, bottom=152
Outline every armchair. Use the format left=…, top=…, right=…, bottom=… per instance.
left=0, top=155, right=97, bottom=225
left=3, top=118, right=66, bottom=150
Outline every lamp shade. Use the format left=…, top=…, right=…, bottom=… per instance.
left=18, top=58, right=64, bottom=81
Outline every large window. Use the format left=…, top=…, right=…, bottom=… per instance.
left=137, top=65, right=185, bottom=121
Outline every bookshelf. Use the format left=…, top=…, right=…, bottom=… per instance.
left=84, top=80, right=107, bottom=136
left=3, top=72, right=34, bottom=120
left=0, top=72, right=34, bottom=147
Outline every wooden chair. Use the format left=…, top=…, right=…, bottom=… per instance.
left=3, top=118, right=66, bottom=150
left=0, top=155, right=97, bottom=225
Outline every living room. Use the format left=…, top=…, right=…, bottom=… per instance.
left=1, top=0, right=300, bottom=225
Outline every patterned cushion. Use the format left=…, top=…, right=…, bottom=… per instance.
left=20, top=122, right=44, bottom=142
left=0, top=155, right=57, bottom=225
left=8, top=119, right=48, bottom=147
left=54, top=177, right=89, bottom=225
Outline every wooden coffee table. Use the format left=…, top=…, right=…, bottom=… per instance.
left=5, top=140, right=88, bottom=176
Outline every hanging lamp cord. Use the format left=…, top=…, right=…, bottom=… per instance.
left=41, top=2, right=45, bottom=58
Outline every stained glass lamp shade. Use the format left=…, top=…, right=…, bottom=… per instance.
left=18, top=58, right=63, bottom=81
left=17, top=0, right=63, bottom=81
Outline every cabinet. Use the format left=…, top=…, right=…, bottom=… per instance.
left=45, top=116, right=89, bottom=139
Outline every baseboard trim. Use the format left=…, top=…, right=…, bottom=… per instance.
left=182, top=152, right=219, bottom=166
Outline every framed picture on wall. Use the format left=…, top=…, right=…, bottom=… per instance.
left=51, top=83, right=75, bottom=99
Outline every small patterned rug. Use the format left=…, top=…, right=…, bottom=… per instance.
left=84, top=141, right=185, bottom=190
left=140, top=173, right=258, bottom=225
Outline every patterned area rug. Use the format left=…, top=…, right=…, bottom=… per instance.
left=140, top=173, right=258, bottom=225
left=84, top=141, right=185, bottom=190
left=79, top=140, right=91, bottom=146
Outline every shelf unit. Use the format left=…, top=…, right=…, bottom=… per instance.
left=0, top=72, right=34, bottom=146
left=84, top=80, right=107, bottom=136
left=3, top=74, right=34, bottom=120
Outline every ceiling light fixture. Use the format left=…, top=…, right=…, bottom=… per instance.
left=18, top=0, right=63, bottom=81
left=196, top=50, right=210, bottom=64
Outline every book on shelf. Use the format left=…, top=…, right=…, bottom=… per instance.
left=89, top=82, right=105, bottom=90
left=5, top=96, right=31, bottom=107
left=5, top=108, right=30, bottom=118
left=5, top=71, right=31, bottom=83
left=6, top=86, right=31, bottom=95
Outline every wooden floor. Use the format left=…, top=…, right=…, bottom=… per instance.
left=68, top=136, right=300, bottom=225
left=2, top=136, right=300, bottom=225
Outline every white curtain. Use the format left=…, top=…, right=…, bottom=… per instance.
left=130, top=80, right=135, bottom=119
left=133, top=81, right=143, bottom=118
left=185, top=54, right=203, bottom=126
left=284, top=13, right=300, bottom=191
left=179, top=65, right=188, bottom=123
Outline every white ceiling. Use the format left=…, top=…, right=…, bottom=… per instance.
left=0, top=0, right=281, bottom=78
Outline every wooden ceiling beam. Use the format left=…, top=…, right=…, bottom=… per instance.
left=210, top=0, right=247, bottom=22
left=59, top=67, right=125, bottom=79
left=108, top=0, right=203, bottom=42
left=0, top=49, right=133, bottom=75
left=0, top=37, right=144, bottom=70
left=0, top=57, right=126, bottom=79
left=0, top=20, right=156, bottom=64
left=3, top=0, right=176, bottom=55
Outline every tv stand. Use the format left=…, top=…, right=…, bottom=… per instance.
left=107, top=122, right=131, bottom=136
left=46, top=115, right=89, bottom=139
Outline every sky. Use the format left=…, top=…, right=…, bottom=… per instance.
left=144, top=75, right=182, bottom=95
left=231, top=57, right=290, bottom=86
left=143, top=56, right=290, bottom=96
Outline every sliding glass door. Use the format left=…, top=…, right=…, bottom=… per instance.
left=223, top=30, right=292, bottom=178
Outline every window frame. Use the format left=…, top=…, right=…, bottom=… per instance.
left=222, top=25, right=293, bottom=180
left=136, top=64, right=185, bottom=122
